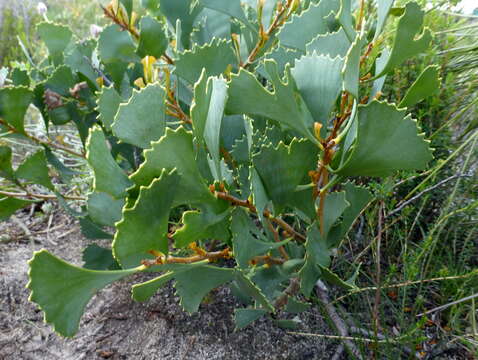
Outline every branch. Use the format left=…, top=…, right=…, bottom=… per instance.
left=0, top=190, right=85, bottom=201
left=316, top=281, right=363, bottom=359
left=0, top=118, right=86, bottom=159
left=142, top=247, right=232, bottom=267
left=242, top=0, right=295, bottom=68
left=417, top=292, right=478, bottom=318
left=273, top=277, right=300, bottom=309
left=215, top=191, right=306, bottom=242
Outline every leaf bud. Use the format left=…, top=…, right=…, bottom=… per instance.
left=314, top=122, right=323, bottom=141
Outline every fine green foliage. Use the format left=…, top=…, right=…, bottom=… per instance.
left=0, top=0, right=439, bottom=340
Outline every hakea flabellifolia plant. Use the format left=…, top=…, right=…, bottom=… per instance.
left=0, top=0, right=438, bottom=337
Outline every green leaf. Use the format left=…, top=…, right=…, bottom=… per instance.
left=337, top=0, right=356, bottom=41
left=27, top=250, right=141, bottom=337
left=277, top=0, right=340, bottom=51
left=98, top=24, right=140, bottom=64
left=285, top=297, right=311, bottom=313
left=251, top=265, right=289, bottom=301
left=64, top=39, right=98, bottom=87
left=87, top=192, right=125, bottom=227
left=15, top=150, right=54, bottom=191
left=327, top=182, right=372, bottom=247
left=37, top=22, right=73, bottom=64
left=199, top=0, right=249, bottom=26
left=0, top=86, right=34, bottom=134
left=86, top=127, right=133, bottom=198
left=137, top=15, right=168, bottom=58
left=227, top=60, right=317, bottom=144
left=374, top=2, right=432, bottom=78
left=234, top=271, right=275, bottom=312
left=342, top=35, right=364, bottom=99
left=175, top=38, right=237, bottom=84
left=44, top=147, right=79, bottom=184
left=96, top=86, right=122, bottom=131
left=275, top=319, right=301, bottom=329
left=261, top=46, right=303, bottom=77
left=318, top=265, right=356, bottom=290
left=159, top=0, right=203, bottom=49
left=250, top=166, right=269, bottom=221
left=120, top=0, right=133, bottom=19
left=113, top=169, right=178, bottom=268
left=82, top=244, right=120, bottom=270
left=0, top=197, right=34, bottom=221
left=231, top=208, right=291, bottom=268
left=291, top=53, right=344, bottom=127
left=253, top=139, right=318, bottom=213
left=79, top=217, right=114, bottom=240
left=130, top=127, right=219, bottom=209
left=191, top=71, right=229, bottom=178
left=132, top=271, right=175, bottom=302
left=320, top=191, right=350, bottom=238
left=399, top=65, right=440, bottom=108
left=173, top=209, right=230, bottom=248
left=112, top=84, right=167, bottom=149
left=370, top=49, right=390, bottom=99
left=234, top=308, right=267, bottom=329
left=336, top=100, right=433, bottom=177
left=306, top=29, right=351, bottom=58
left=174, top=265, right=235, bottom=313
left=193, top=9, right=231, bottom=45
left=299, top=223, right=331, bottom=296
left=11, top=68, right=30, bottom=87
left=44, top=65, right=77, bottom=96
left=374, top=0, right=394, bottom=41
left=0, top=145, right=15, bottom=181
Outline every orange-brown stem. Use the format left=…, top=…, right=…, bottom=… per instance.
left=266, top=219, right=290, bottom=260
left=142, top=248, right=232, bottom=267
left=250, top=254, right=286, bottom=266
left=242, top=0, right=295, bottom=68
left=214, top=191, right=306, bottom=242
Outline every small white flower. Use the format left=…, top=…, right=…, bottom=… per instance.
left=37, top=2, right=48, bottom=16
left=0, top=67, right=8, bottom=88
left=90, top=24, right=103, bottom=38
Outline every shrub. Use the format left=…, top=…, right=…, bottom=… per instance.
left=0, top=0, right=438, bottom=342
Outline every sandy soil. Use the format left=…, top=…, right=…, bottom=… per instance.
left=0, top=207, right=333, bottom=360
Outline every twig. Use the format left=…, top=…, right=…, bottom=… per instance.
left=316, top=281, right=363, bottom=359
left=417, top=293, right=478, bottom=317
left=0, top=190, right=85, bottom=201
left=373, top=201, right=385, bottom=354
left=289, top=331, right=396, bottom=344
left=214, top=191, right=306, bottom=242
left=250, top=254, right=286, bottom=266
left=82, top=56, right=112, bottom=86
left=266, top=219, right=289, bottom=260
left=273, top=277, right=300, bottom=309
left=141, top=248, right=232, bottom=267
left=57, top=227, right=78, bottom=240
left=242, top=0, right=295, bottom=68
left=0, top=118, right=86, bottom=159
left=387, top=174, right=473, bottom=218
left=331, top=344, right=345, bottom=360
left=10, top=215, right=32, bottom=245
